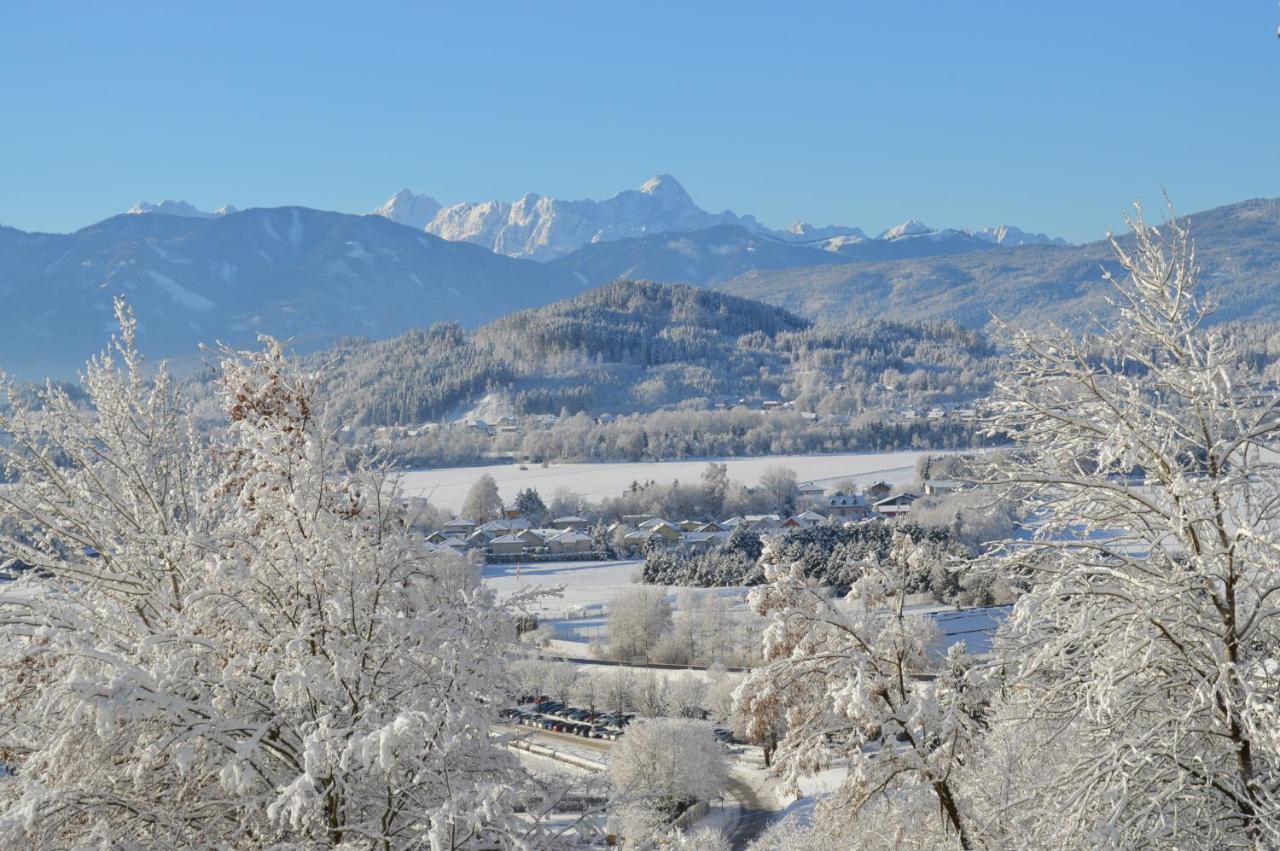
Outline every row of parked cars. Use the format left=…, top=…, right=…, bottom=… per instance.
left=500, top=698, right=635, bottom=741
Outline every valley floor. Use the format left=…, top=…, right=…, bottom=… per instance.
left=399, top=449, right=931, bottom=514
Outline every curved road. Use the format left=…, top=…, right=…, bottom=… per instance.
left=509, top=725, right=783, bottom=849
left=724, top=770, right=783, bottom=849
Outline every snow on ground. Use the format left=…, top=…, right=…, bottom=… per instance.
left=400, top=450, right=930, bottom=513
left=483, top=559, right=645, bottom=612
left=927, top=605, right=1010, bottom=656
left=483, top=558, right=1005, bottom=662
left=483, top=559, right=755, bottom=661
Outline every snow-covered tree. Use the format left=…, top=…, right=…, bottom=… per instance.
left=600, top=668, right=635, bottom=723
left=462, top=473, right=504, bottom=523
left=606, top=587, right=672, bottom=662
left=543, top=660, right=579, bottom=708
left=0, top=306, right=529, bottom=848
left=609, top=718, right=727, bottom=844
left=758, top=465, right=799, bottom=515
left=513, top=488, right=548, bottom=526
left=735, top=533, right=984, bottom=849
left=978, top=205, right=1280, bottom=846
left=664, top=676, right=708, bottom=720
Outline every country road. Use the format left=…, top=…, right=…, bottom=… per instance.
left=723, top=769, right=782, bottom=849
left=506, top=724, right=783, bottom=849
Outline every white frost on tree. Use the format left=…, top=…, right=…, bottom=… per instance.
left=735, top=533, right=984, bottom=849
left=608, top=718, right=727, bottom=847
left=462, top=473, right=505, bottom=523
left=606, top=586, right=672, bottom=662
left=0, top=305, right=532, bottom=848
left=976, top=204, right=1280, bottom=846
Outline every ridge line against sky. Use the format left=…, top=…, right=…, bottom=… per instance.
left=1, top=2, right=1278, bottom=242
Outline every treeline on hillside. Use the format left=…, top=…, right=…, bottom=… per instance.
left=642, top=521, right=1015, bottom=607
left=372, top=408, right=991, bottom=469
left=290, top=280, right=1002, bottom=428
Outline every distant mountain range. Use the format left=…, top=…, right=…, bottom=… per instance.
left=126, top=200, right=238, bottom=218
left=364, top=174, right=1065, bottom=260
left=716, top=198, right=1280, bottom=328
left=549, top=224, right=1014, bottom=287
left=3, top=189, right=1277, bottom=381
left=0, top=207, right=583, bottom=377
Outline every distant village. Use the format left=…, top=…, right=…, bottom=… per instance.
left=420, top=477, right=968, bottom=564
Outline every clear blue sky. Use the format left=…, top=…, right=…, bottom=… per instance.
left=2, top=2, right=1277, bottom=242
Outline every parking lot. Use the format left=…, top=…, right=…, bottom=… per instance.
left=500, top=697, right=632, bottom=740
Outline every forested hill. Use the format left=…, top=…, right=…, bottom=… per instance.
left=304, top=280, right=999, bottom=427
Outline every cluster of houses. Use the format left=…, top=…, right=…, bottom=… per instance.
left=423, top=479, right=967, bottom=562
left=423, top=514, right=600, bottom=562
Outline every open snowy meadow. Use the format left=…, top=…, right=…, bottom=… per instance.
left=480, top=558, right=1005, bottom=660
left=399, top=450, right=929, bottom=513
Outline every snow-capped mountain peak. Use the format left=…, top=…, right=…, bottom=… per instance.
left=971, top=224, right=1067, bottom=247
left=878, top=219, right=933, bottom=240
left=127, top=200, right=232, bottom=219
left=639, top=173, right=689, bottom=198
left=414, top=174, right=762, bottom=261
left=371, top=189, right=443, bottom=230
left=785, top=220, right=868, bottom=243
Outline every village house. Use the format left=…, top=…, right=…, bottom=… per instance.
left=923, top=479, right=963, bottom=496
left=864, top=481, right=893, bottom=502
left=512, top=529, right=545, bottom=549
left=478, top=518, right=530, bottom=535
left=744, top=514, right=782, bottom=532
left=464, top=530, right=491, bottom=550
left=440, top=518, right=476, bottom=538
left=825, top=492, right=870, bottom=521
left=782, top=510, right=827, bottom=529
left=680, top=531, right=725, bottom=552
left=797, top=481, right=826, bottom=499
left=486, top=534, right=527, bottom=558
left=874, top=492, right=918, bottom=519
left=546, top=530, right=594, bottom=556
left=550, top=515, right=590, bottom=531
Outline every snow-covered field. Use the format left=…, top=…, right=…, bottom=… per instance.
left=400, top=450, right=930, bottom=513
left=483, top=559, right=752, bottom=649
left=483, top=559, right=645, bottom=612
left=480, top=558, right=1003, bottom=659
